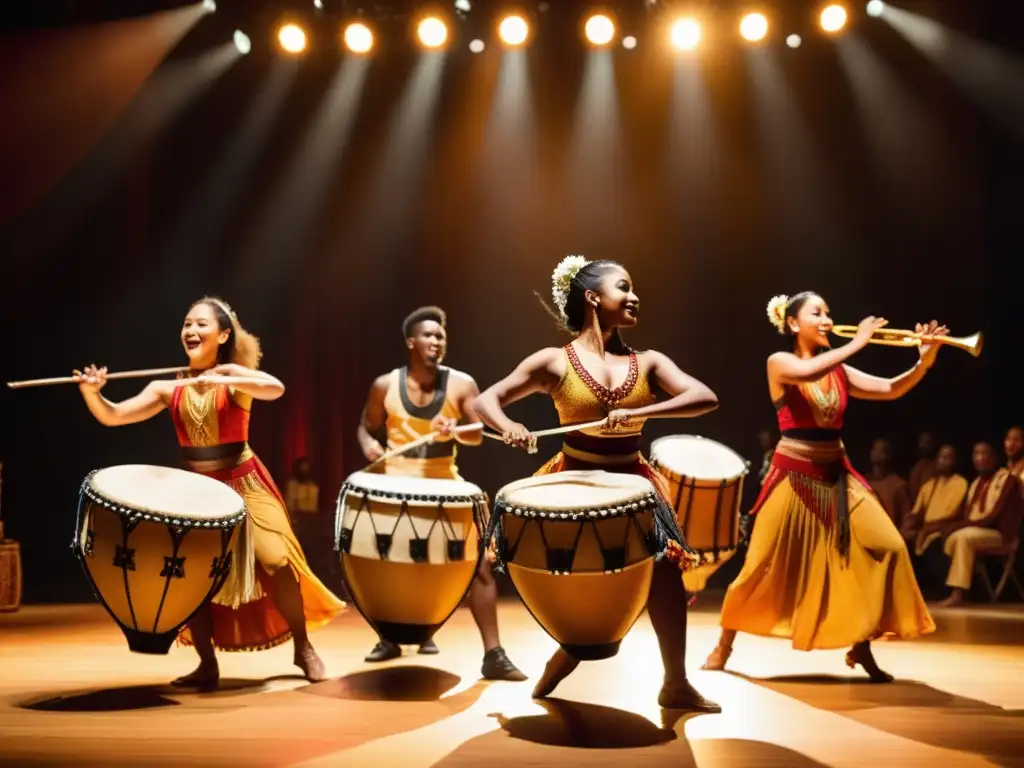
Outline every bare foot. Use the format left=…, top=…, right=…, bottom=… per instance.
left=659, top=679, right=721, bottom=712
left=934, top=590, right=966, bottom=608
left=295, top=643, right=328, bottom=683
left=700, top=644, right=733, bottom=671
left=845, top=642, right=894, bottom=683
left=532, top=648, right=579, bottom=699
left=171, top=661, right=219, bottom=690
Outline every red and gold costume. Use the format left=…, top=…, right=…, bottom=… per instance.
left=531, top=344, right=689, bottom=564
left=171, top=383, right=345, bottom=651
left=719, top=366, right=934, bottom=650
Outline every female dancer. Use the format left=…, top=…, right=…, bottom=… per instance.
left=74, top=297, right=345, bottom=687
left=702, top=293, right=939, bottom=681
left=473, top=256, right=720, bottom=711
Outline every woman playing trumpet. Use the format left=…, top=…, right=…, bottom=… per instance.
left=702, top=292, right=939, bottom=682
left=74, top=297, right=345, bottom=688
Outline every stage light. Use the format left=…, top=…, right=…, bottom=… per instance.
left=820, top=4, right=848, bottom=33
left=498, top=15, right=529, bottom=47
left=584, top=14, right=616, bottom=47
left=469, top=38, right=485, bottom=53
left=739, top=12, right=769, bottom=42
left=623, top=35, right=637, bottom=50
left=669, top=18, right=701, bottom=51
left=278, top=23, right=308, bottom=54
left=866, top=0, right=884, bottom=18
left=418, top=16, right=449, bottom=48
left=313, top=0, right=323, bottom=8
left=233, top=29, right=251, bottom=54
left=202, top=0, right=216, bottom=13
left=786, top=33, right=802, bottom=48
left=455, top=0, right=472, bottom=12
left=343, top=22, right=373, bottom=54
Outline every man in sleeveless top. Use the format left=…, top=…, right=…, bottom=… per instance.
left=356, top=306, right=526, bottom=681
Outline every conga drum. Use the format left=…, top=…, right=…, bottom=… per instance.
left=74, top=465, right=247, bottom=654
left=0, top=539, right=22, bottom=613
left=492, top=471, right=663, bottom=661
left=650, top=435, right=749, bottom=593
left=334, top=472, right=486, bottom=645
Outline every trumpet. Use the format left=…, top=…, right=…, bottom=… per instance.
left=831, top=326, right=983, bottom=358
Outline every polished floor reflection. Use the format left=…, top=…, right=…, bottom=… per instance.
left=1, top=597, right=1021, bottom=766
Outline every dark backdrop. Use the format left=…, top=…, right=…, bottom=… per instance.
left=0, top=0, right=1019, bottom=601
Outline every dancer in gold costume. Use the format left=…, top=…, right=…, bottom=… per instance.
left=474, top=256, right=721, bottom=711
left=75, top=298, right=345, bottom=688
left=702, top=293, right=938, bottom=682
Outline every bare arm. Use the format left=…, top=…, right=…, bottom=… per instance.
left=767, top=316, right=890, bottom=386
left=768, top=343, right=867, bottom=386
left=75, top=366, right=172, bottom=427
left=624, top=351, right=718, bottom=421
left=450, top=375, right=483, bottom=447
left=357, top=375, right=389, bottom=461
left=200, top=363, right=285, bottom=401
left=471, top=348, right=564, bottom=437
left=843, top=360, right=930, bottom=402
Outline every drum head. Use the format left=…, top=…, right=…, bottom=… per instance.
left=87, top=465, right=245, bottom=523
left=651, top=435, right=747, bottom=481
left=341, top=471, right=484, bottom=505
left=496, top=470, right=655, bottom=512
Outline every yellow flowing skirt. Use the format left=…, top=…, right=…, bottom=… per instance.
left=720, top=474, right=935, bottom=651
left=178, top=455, right=346, bottom=652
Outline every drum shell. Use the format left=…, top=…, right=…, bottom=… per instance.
left=652, top=454, right=745, bottom=593
left=501, top=510, right=656, bottom=660
left=336, top=491, right=482, bottom=645
left=77, top=501, right=238, bottom=654
left=0, top=541, right=22, bottom=613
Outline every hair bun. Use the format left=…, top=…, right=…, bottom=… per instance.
left=766, top=295, right=789, bottom=335
left=551, top=255, right=590, bottom=324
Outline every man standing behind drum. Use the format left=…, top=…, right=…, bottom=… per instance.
left=356, top=306, right=527, bottom=682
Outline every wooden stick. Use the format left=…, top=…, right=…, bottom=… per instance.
left=479, top=419, right=609, bottom=440
left=363, top=423, right=484, bottom=471
left=7, top=366, right=190, bottom=390
left=362, top=418, right=611, bottom=472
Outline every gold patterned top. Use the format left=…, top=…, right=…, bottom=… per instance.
left=551, top=344, right=657, bottom=439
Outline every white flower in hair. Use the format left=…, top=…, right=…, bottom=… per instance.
left=551, top=255, right=590, bottom=321
left=766, top=294, right=789, bottom=335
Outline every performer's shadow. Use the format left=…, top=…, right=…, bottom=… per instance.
left=731, top=671, right=1024, bottom=766
left=493, top=698, right=678, bottom=749
left=305, top=665, right=466, bottom=702
left=19, top=678, right=269, bottom=712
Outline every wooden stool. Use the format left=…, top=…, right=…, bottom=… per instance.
left=0, top=540, right=22, bottom=612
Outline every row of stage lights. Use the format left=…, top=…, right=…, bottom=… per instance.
left=224, top=1, right=890, bottom=57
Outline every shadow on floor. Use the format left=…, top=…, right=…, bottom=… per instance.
left=302, top=665, right=466, bottom=702
left=732, top=671, right=1024, bottom=767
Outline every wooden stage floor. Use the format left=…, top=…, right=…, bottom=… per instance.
left=1, top=597, right=1022, bottom=767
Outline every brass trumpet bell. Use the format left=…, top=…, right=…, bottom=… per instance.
left=830, top=326, right=983, bottom=358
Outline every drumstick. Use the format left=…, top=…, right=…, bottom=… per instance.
left=363, top=423, right=485, bottom=471
left=479, top=418, right=610, bottom=441
left=362, top=418, right=613, bottom=471
left=7, top=366, right=190, bottom=389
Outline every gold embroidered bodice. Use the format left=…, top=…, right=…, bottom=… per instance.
left=551, top=344, right=657, bottom=438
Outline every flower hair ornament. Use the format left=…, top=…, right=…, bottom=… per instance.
left=766, top=294, right=790, bottom=335
left=551, top=255, right=590, bottom=325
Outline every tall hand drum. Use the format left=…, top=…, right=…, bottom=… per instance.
left=334, top=472, right=486, bottom=645
left=492, top=471, right=662, bottom=661
left=74, top=465, right=246, bottom=654
left=651, top=435, right=748, bottom=593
